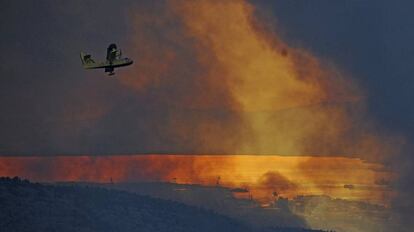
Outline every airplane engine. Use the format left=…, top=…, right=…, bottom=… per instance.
left=106, top=43, right=118, bottom=62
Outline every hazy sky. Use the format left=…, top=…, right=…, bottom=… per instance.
left=1, top=0, right=413, bottom=156
left=258, top=0, right=414, bottom=136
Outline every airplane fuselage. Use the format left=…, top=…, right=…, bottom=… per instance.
left=81, top=43, right=133, bottom=75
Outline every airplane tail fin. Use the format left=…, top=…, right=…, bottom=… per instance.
left=80, top=52, right=95, bottom=66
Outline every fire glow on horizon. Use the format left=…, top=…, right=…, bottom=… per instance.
left=0, top=155, right=395, bottom=205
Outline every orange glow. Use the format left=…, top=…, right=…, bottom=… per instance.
left=116, top=0, right=403, bottom=160
left=0, top=155, right=394, bottom=205
left=172, top=1, right=333, bottom=112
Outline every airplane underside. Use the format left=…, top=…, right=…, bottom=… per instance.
left=105, top=66, right=115, bottom=75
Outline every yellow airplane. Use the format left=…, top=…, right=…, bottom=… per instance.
left=80, top=43, right=133, bottom=75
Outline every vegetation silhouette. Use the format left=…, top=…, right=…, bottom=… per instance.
left=0, top=177, right=330, bottom=232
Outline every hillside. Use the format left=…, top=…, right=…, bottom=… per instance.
left=0, top=177, right=325, bottom=232
left=104, top=182, right=309, bottom=228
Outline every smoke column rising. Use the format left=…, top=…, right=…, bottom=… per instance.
left=116, top=0, right=403, bottom=160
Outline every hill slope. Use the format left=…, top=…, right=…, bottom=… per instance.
left=0, top=177, right=325, bottom=232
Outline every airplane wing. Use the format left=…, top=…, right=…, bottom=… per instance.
left=109, top=58, right=133, bottom=67
left=80, top=52, right=132, bottom=69
left=82, top=62, right=110, bottom=69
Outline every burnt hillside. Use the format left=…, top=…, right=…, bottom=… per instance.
left=0, top=177, right=326, bottom=232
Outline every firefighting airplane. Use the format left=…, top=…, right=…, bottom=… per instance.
left=80, top=43, right=133, bottom=75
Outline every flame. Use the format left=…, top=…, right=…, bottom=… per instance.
left=0, top=155, right=394, bottom=205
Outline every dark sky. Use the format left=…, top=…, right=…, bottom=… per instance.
left=1, top=0, right=137, bottom=154
left=1, top=0, right=413, bottom=156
